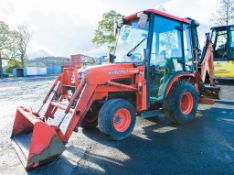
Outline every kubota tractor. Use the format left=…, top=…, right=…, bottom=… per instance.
left=11, top=9, right=220, bottom=169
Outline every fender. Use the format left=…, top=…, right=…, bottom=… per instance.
left=165, top=73, right=195, bottom=97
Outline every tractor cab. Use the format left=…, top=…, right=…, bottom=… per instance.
left=113, top=10, right=195, bottom=103
left=211, top=25, right=234, bottom=78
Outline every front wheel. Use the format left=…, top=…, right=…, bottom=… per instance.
left=164, top=81, right=198, bottom=124
left=80, top=110, right=98, bottom=129
left=98, top=99, right=136, bottom=140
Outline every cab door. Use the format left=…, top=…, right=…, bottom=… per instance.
left=213, top=28, right=234, bottom=78
left=149, top=15, right=186, bottom=102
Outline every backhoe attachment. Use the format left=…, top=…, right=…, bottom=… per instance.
left=196, top=33, right=221, bottom=100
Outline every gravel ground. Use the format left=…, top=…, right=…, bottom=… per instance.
left=0, top=77, right=234, bottom=175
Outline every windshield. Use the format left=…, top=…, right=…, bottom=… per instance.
left=114, top=19, right=149, bottom=63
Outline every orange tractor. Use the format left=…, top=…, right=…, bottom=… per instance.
left=11, top=9, right=220, bottom=169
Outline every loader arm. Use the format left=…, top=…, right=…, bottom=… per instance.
left=10, top=68, right=98, bottom=168
left=63, top=79, right=97, bottom=141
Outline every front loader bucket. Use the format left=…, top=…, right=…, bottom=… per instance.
left=11, top=107, right=65, bottom=169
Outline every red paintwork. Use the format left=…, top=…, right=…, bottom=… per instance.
left=28, top=122, right=59, bottom=168
left=124, top=9, right=191, bottom=24
left=113, top=108, right=131, bottom=132
left=180, top=92, right=194, bottom=115
left=12, top=107, right=35, bottom=136
left=165, top=73, right=195, bottom=97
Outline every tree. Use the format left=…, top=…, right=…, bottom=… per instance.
left=8, top=31, right=21, bottom=59
left=92, top=10, right=123, bottom=51
left=16, top=25, right=31, bottom=68
left=0, top=21, right=12, bottom=78
left=212, top=0, right=234, bottom=25
left=0, top=22, right=31, bottom=77
left=5, top=59, right=22, bottom=73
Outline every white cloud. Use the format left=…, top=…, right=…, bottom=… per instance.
left=160, top=0, right=220, bottom=24
left=0, top=0, right=221, bottom=58
left=157, top=0, right=220, bottom=45
left=0, top=0, right=112, bottom=57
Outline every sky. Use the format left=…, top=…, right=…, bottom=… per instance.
left=0, top=0, right=220, bottom=58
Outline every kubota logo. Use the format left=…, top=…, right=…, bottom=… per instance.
left=108, top=69, right=139, bottom=75
left=108, top=70, right=127, bottom=75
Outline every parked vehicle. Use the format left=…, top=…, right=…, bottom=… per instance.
left=211, top=25, right=234, bottom=79
left=11, top=9, right=220, bottom=169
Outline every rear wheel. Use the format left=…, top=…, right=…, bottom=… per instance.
left=98, top=99, right=136, bottom=140
left=164, top=81, right=198, bottom=124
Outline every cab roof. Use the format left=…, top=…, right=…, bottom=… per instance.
left=124, top=9, right=191, bottom=24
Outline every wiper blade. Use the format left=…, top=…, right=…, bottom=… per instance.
left=126, top=38, right=146, bottom=57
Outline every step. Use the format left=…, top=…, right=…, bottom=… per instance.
left=140, top=110, right=163, bottom=119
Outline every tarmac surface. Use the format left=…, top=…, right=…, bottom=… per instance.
left=0, top=77, right=234, bottom=175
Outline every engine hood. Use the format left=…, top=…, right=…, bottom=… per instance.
left=82, top=63, right=139, bottom=85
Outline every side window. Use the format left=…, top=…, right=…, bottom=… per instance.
left=183, top=25, right=193, bottom=71
left=214, top=30, right=228, bottom=60
left=151, top=16, right=183, bottom=72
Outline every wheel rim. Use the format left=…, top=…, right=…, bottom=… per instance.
left=113, top=108, right=131, bottom=132
left=180, top=92, right=194, bottom=115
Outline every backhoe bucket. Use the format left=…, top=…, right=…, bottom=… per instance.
left=204, top=86, right=221, bottom=100
left=11, top=107, right=65, bottom=169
